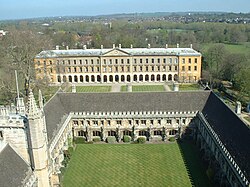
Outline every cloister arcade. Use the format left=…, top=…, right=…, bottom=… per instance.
left=57, top=73, right=179, bottom=83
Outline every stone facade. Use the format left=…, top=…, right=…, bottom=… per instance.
left=34, top=44, right=201, bottom=84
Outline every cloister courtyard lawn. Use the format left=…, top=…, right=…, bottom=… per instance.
left=61, top=143, right=211, bottom=187
left=76, top=86, right=111, bottom=92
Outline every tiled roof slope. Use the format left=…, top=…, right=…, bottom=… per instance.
left=0, top=144, right=31, bottom=187
left=35, top=47, right=201, bottom=58
left=44, top=91, right=210, bottom=141
left=202, top=93, right=250, bottom=180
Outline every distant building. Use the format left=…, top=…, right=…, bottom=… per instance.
left=0, top=89, right=249, bottom=186
left=0, top=30, right=7, bottom=37
left=34, top=44, right=202, bottom=84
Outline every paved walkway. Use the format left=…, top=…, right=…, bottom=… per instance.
left=111, top=84, right=121, bottom=92
left=163, top=84, right=171, bottom=91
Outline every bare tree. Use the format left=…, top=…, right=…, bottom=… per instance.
left=0, top=29, right=53, bottom=100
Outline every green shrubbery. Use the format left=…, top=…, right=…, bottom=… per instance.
left=169, top=137, right=176, bottom=142
left=106, top=136, right=116, bottom=143
left=123, top=135, right=131, bottom=143
left=137, top=137, right=146, bottom=144
left=74, top=137, right=86, bottom=144
left=93, top=137, right=101, bottom=142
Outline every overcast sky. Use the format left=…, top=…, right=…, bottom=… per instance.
left=0, top=0, right=249, bottom=20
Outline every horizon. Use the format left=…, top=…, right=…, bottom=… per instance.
left=0, top=0, right=249, bottom=21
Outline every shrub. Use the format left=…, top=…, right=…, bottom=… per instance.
left=85, top=141, right=93, bottom=144
left=123, top=135, right=131, bottom=143
left=106, top=136, right=116, bottom=143
left=93, top=137, right=101, bottom=142
left=169, top=137, right=176, bottom=142
left=137, top=137, right=146, bottom=144
left=74, top=137, right=86, bottom=144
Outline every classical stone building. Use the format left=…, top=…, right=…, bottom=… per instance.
left=0, top=89, right=249, bottom=187
left=34, top=44, right=201, bottom=84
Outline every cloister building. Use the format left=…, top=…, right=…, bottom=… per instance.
left=34, top=44, right=202, bottom=84
left=0, top=89, right=249, bottom=186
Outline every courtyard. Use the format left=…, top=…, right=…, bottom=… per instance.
left=61, top=142, right=210, bottom=187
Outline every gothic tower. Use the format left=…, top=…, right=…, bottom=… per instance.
left=26, top=90, right=50, bottom=187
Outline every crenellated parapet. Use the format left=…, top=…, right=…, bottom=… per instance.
left=197, top=112, right=249, bottom=187
left=70, top=110, right=198, bottom=119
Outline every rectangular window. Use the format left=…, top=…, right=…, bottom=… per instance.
left=0, top=131, right=3, bottom=139
left=115, top=59, right=118, bottom=64
left=167, top=119, right=171, bottom=124
left=152, top=66, right=154, bottom=71
left=139, top=131, right=146, bottom=136
left=140, top=59, right=143, bottom=63
left=169, top=58, right=172, bottom=63
left=140, top=66, right=142, bottom=72
left=121, top=59, right=124, bottom=64
left=146, top=59, right=148, bottom=63
left=189, top=58, right=191, bottom=63
left=158, top=58, right=160, bottom=63
left=134, top=66, right=136, bottom=71
left=91, top=67, right=94, bottom=72
left=109, top=59, right=112, bottom=64
left=152, top=59, right=154, bottom=63
left=194, top=66, right=197, bottom=71
left=195, top=58, right=198, bottom=63
left=182, top=66, right=185, bottom=71
left=163, top=59, right=166, bottom=63
left=146, top=66, right=148, bottom=71
left=127, top=59, right=130, bottom=64
left=91, top=59, right=94, bottom=64
left=141, top=120, right=146, bottom=125
left=85, top=60, right=88, bottom=64
left=188, top=66, right=191, bottom=71
left=169, top=66, right=172, bottom=71
left=154, top=131, right=162, bottom=136
left=157, top=66, right=160, bottom=71
left=68, top=60, right=71, bottom=65
left=97, top=67, right=100, bottom=72
left=74, top=60, right=76, bottom=65
left=80, top=60, right=82, bottom=64
left=103, top=59, right=106, bottom=64
left=115, top=67, right=118, bottom=72
left=182, top=58, right=185, bottom=64
left=109, top=67, right=112, bottom=72
left=134, top=59, right=136, bottom=64
left=103, top=67, right=107, bottom=72
left=121, top=67, right=124, bottom=72
left=175, top=66, right=178, bottom=71
left=117, top=120, right=121, bottom=125
left=97, top=59, right=100, bottom=64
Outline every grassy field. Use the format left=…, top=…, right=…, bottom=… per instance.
left=179, top=84, right=201, bottom=91
left=62, top=143, right=194, bottom=187
left=120, top=85, right=127, bottom=92
left=201, top=42, right=250, bottom=56
left=132, top=85, right=165, bottom=92
left=76, top=86, right=111, bottom=93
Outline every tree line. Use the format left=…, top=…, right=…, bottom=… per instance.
left=0, top=20, right=249, bottom=104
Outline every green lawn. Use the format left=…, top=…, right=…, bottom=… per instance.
left=132, top=85, right=165, bottom=92
left=62, top=143, right=193, bottom=187
left=76, top=86, right=111, bottom=93
left=201, top=42, right=250, bottom=55
left=179, top=84, right=201, bottom=91
left=120, top=85, right=127, bottom=92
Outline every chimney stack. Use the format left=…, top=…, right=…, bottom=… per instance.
left=66, top=46, right=69, bottom=50
left=113, top=44, right=116, bottom=49
left=83, top=45, right=87, bottom=50
left=101, top=45, right=103, bottom=49
left=235, top=101, right=241, bottom=115
left=177, top=43, right=179, bottom=48
left=130, top=44, right=133, bottom=49
left=118, top=44, right=122, bottom=49
left=173, top=82, right=179, bottom=92
left=56, top=45, right=59, bottom=50
left=190, top=44, right=193, bottom=49
left=148, top=44, right=151, bottom=49
left=165, top=44, right=168, bottom=49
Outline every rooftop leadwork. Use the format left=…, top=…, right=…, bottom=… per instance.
left=35, top=46, right=201, bottom=58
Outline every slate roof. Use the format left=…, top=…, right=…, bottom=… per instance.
left=202, top=93, right=250, bottom=181
left=44, top=91, right=210, bottom=142
left=35, top=47, right=201, bottom=58
left=0, top=143, right=31, bottom=187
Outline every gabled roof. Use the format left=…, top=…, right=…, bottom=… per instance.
left=44, top=91, right=210, bottom=141
left=0, top=143, right=31, bottom=187
left=202, top=93, right=250, bottom=181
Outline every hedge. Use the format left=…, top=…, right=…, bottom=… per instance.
left=93, top=137, right=101, bottom=142
left=123, top=135, right=131, bottom=143
left=137, top=137, right=146, bottom=144
left=106, top=136, right=116, bottom=143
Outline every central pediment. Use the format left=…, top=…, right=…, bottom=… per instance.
left=102, top=48, right=130, bottom=56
